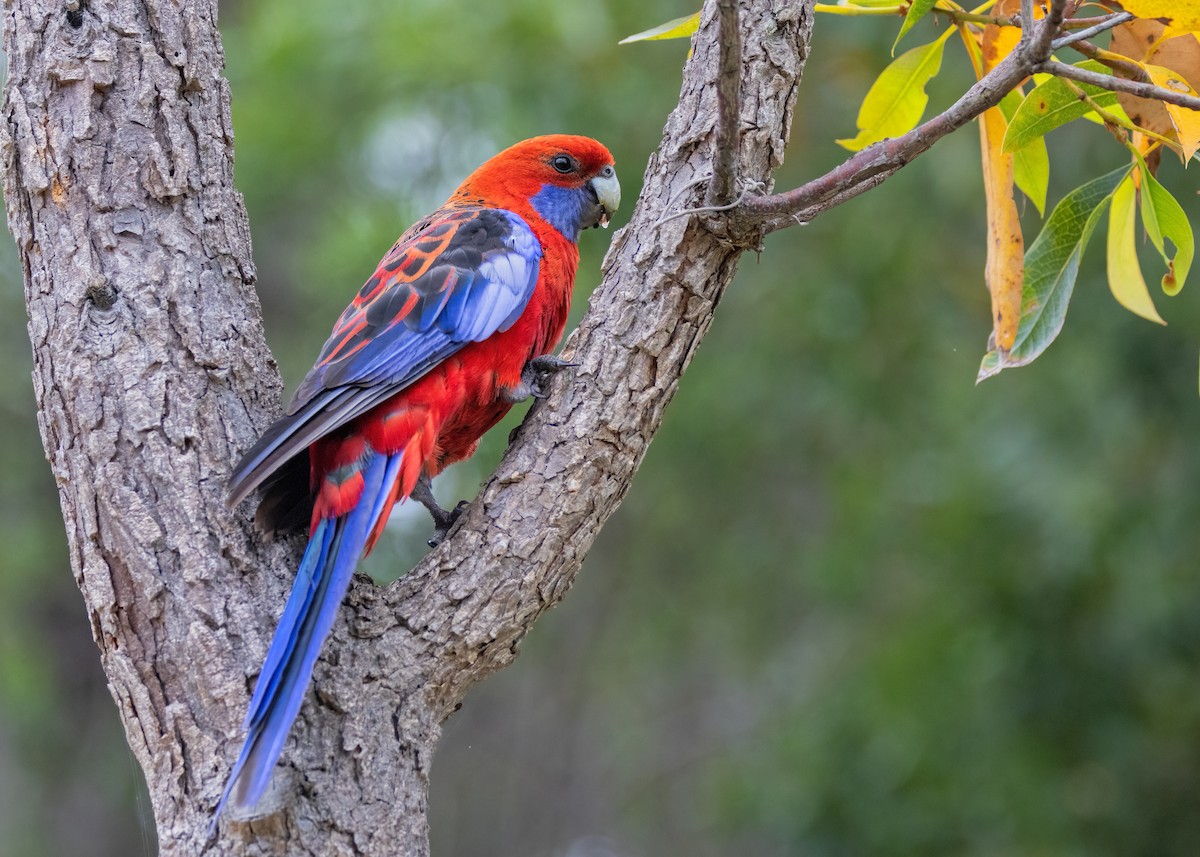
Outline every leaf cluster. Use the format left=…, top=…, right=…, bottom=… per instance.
left=626, top=0, right=1200, bottom=384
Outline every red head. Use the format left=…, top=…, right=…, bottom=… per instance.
left=450, top=135, right=620, bottom=242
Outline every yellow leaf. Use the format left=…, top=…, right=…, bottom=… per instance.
left=1144, top=63, right=1200, bottom=161
left=1116, top=0, right=1200, bottom=35
left=959, top=22, right=1051, bottom=215
left=974, top=6, right=1024, bottom=352
left=1111, top=20, right=1200, bottom=162
left=981, top=0, right=1033, bottom=68
left=980, top=106, right=1024, bottom=351
left=1107, top=173, right=1166, bottom=324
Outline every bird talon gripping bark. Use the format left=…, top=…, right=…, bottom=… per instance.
left=214, top=136, right=620, bottom=825
left=409, top=474, right=465, bottom=546
left=426, top=500, right=472, bottom=547
left=505, top=353, right=579, bottom=402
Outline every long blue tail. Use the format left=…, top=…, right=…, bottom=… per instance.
left=214, top=451, right=403, bottom=823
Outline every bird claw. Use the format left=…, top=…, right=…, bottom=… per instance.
left=513, top=354, right=579, bottom=401
left=426, top=500, right=470, bottom=548
left=412, top=475, right=469, bottom=547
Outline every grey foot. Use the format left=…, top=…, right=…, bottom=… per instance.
left=411, top=474, right=469, bottom=547
left=502, top=354, right=579, bottom=403
left=426, top=500, right=469, bottom=548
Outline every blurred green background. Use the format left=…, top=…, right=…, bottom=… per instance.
left=3, top=1, right=1200, bottom=855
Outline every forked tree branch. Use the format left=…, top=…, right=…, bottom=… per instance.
left=4, top=0, right=815, bottom=854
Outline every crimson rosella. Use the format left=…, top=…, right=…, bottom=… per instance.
left=215, top=135, right=619, bottom=820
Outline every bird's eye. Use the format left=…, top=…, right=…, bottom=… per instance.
left=600, top=165, right=614, bottom=178
left=551, top=155, right=575, bottom=173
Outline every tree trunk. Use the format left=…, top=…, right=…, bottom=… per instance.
left=2, top=0, right=813, bottom=853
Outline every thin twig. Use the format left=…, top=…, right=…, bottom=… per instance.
left=1058, top=76, right=1179, bottom=148
left=813, top=3, right=1126, bottom=32
left=813, top=4, right=904, bottom=16
left=658, top=181, right=765, bottom=226
left=931, top=7, right=1015, bottom=27
left=1068, top=39, right=1148, bottom=80
left=1060, top=14, right=1137, bottom=29
left=1051, top=11, right=1133, bottom=49
left=1039, top=59, right=1200, bottom=111
left=931, top=11, right=1137, bottom=30
left=660, top=174, right=712, bottom=217
left=908, top=6, right=1127, bottom=32
left=708, top=0, right=743, bottom=206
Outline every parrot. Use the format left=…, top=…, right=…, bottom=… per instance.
left=214, top=135, right=619, bottom=821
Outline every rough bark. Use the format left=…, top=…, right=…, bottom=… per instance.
left=3, top=0, right=813, bottom=854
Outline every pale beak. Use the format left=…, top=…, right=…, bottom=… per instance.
left=584, top=170, right=621, bottom=229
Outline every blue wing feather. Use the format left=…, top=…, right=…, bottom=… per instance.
left=226, top=206, right=542, bottom=508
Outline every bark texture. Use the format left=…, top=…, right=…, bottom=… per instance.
left=3, top=0, right=813, bottom=854
left=2, top=0, right=279, bottom=850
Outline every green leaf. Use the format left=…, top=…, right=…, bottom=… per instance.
left=837, top=31, right=952, bottom=151
left=893, top=0, right=938, bottom=52
left=1106, top=173, right=1165, bottom=324
left=1001, top=61, right=1121, bottom=153
left=619, top=12, right=701, bottom=44
left=998, top=90, right=1049, bottom=216
left=1138, top=161, right=1194, bottom=296
left=979, top=166, right=1130, bottom=381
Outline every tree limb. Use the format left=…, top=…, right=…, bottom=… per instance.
left=735, top=42, right=1032, bottom=230
left=707, top=0, right=743, bottom=205
left=733, top=0, right=1143, bottom=233
left=2, top=0, right=284, bottom=851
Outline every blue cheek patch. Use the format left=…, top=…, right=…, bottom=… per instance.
left=531, top=184, right=587, bottom=242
